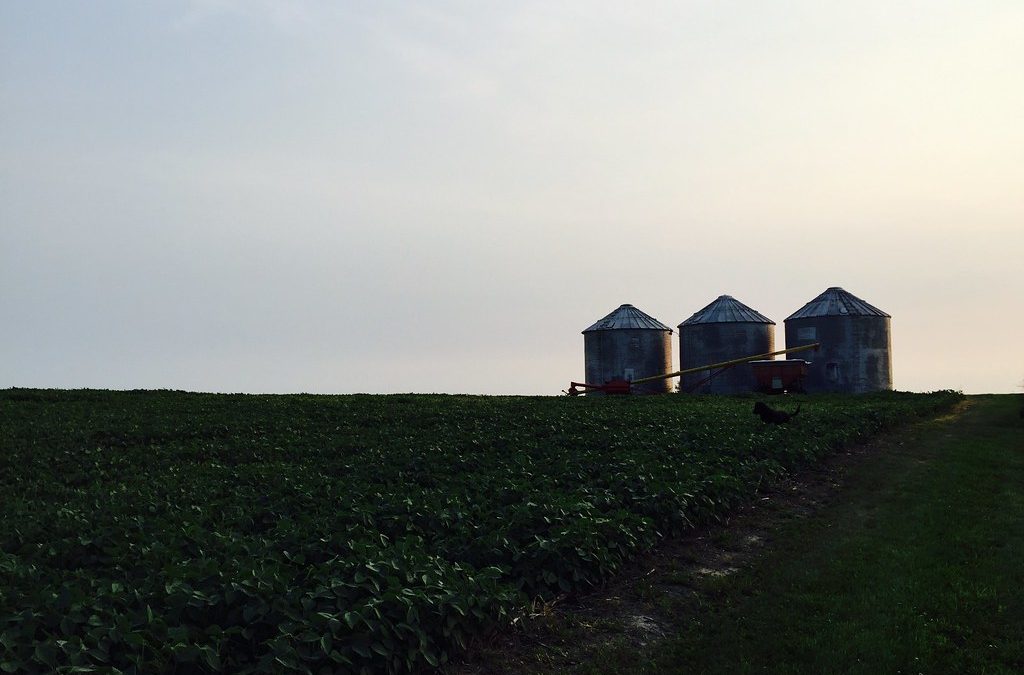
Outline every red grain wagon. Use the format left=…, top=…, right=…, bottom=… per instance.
left=751, top=359, right=810, bottom=394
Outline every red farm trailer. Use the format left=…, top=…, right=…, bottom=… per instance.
left=750, top=359, right=810, bottom=394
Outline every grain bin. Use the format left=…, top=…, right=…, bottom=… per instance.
left=678, top=295, right=775, bottom=394
left=582, top=304, right=673, bottom=394
left=784, top=287, right=892, bottom=393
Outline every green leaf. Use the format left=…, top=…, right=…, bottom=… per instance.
left=202, top=646, right=221, bottom=670
left=124, top=632, right=146, bottom=648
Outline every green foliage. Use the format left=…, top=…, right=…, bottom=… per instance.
left=0, top=389, right=960, bottom=673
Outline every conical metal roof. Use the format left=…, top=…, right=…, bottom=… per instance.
left=785, top=287, right=890, bottom=320
left=582, top=304, right=672, bottom=333
left=678, top=295, right=774, bottom=327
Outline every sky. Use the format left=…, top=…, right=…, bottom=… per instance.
left=1, top=1, right=1021, bottom=395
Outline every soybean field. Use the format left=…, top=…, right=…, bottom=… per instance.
left=0, top=389, right=960, bottom=673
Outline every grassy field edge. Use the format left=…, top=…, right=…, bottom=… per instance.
left=578, top=395, right=1024, bottom=674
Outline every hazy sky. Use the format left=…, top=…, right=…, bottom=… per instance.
left=2, top=1, right=1021, bottom=395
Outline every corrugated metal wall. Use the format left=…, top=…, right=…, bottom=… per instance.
left=785, top=315, right=892, bottom=393
left=680, top=322, right=774, bottom=394
left=584, top=329, right=673, bottom=394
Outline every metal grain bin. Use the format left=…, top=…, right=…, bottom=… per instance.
left=678, top=295, right=775, bottom=394
left=784, top=287, right=892, bottom=393
left=582, top=304, right=673, bottom=394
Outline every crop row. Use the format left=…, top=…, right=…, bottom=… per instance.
left=0, top=389, right=961, bottom=673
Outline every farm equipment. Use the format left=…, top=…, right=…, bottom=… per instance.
left=751, top=359, right=810, bottom=394
left=566, top=342, right=820, bottom=396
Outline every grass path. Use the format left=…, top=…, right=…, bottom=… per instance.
left=453, top=395, right=1024, bottom=674
left=630, top=395, right=1024, bottom=674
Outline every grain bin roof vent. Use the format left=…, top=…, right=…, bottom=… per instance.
left=678, top=295, right=774, bottom=327
left=582, top=304, right=673, bottom=333
left=785, top=287, right=890, bottom=320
